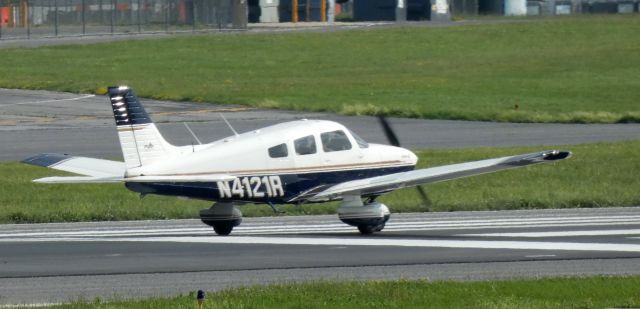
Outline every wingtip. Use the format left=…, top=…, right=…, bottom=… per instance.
left=22, top=153, right=72, bottom=167
left=543, top=150, right=572, bottom=161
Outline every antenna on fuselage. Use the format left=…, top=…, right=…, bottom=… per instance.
left=183, top=123, right=203, bottom=145
left=219, top=113, right=239, bottom=137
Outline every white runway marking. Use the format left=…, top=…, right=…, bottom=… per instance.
left=1, top=94, right=95, bottom=106
left=88, top=236, right=640, bottom=253
left=2, top=212, right=640, bottom=253
left=3, top=215, right=640, bottom=238
left=460, top=229, right=640, bottom=238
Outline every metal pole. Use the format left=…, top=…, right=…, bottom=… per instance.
left=164, top=0, right=168, bottom=32
left=327, top=0, right=334, bottom=22
left=27, top=0, right=31, bottom=38
left=321, top=0, right=326, bottom=21
left=191, top=0, right=195, bottom=32
left=82, top=0, right=85, bottom=34
left=305, top=0, right=309, bottom=21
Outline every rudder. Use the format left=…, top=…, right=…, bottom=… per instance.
left=108, top=86, right=176, bottom=169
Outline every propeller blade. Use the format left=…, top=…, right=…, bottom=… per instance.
left=379, top=116, right=429, bottom=208
left=377, top=116, right=401, bottom=147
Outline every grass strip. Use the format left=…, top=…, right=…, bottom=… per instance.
left=0, top=16, right=638, bottom=123
left=51, top=276, right=640, bottom=308
left=1, top=140, right=638, bottom=224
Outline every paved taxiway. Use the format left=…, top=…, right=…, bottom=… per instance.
left=2, top=207, right=640, bottom=305
left=2, top=88, right=640, bottom=161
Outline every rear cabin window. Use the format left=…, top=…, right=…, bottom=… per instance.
left=294, top=135, right=317, bottom=155
left=268, top=143, right=288, bottom=158
left=321, top=130, right=353, bottom=152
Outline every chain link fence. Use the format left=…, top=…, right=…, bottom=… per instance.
left=0, top=0, right=246, bottom=39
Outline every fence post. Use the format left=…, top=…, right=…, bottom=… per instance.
left=137, top=0, right=140, bottom=32
left=54, top=0, right=59, bottom=36
left=191, top=0, right=195, bottom=32
left=110, top=0, right=114, bottom=33
left=27, top=0, right=31, bottom=38
left=82, top=0, right=86, bottom=34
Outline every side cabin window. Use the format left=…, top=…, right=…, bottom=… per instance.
left=268, top=143, right=288, bottom=158
left=294, top=135, right=317, bottom=155
left=321, top=130, right=352, bottom=152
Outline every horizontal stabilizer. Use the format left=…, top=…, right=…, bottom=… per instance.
left=23, top=153, right=235, bottom=184
left=22, top=153, right=125, bottom=179
left=34, top=176, right=123, bottom=183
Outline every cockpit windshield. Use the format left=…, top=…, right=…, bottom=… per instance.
left=349, top=130, right=369, bottom=149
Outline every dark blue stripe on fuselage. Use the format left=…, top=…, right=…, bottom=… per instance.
left=124, top=165, right=414, bottom=204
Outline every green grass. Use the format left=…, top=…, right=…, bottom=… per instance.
left=2, top=140, right=639, bottom=224
left=1, top=16, right=639, bottom=123
left=51, top=276, right=640, bottom=308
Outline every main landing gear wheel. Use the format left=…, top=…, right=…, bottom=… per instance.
left=212, top=222, right=235, bottom=236
left=357, top=223, right=386, bottom=235
left=338, top=197, right=391, bottom=235
left=199, top=203, right=242, bottom=236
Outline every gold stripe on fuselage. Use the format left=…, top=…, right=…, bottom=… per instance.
left=137, top=160, right=412, bottom=178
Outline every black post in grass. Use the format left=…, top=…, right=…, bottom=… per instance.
left=197, top=290, right=205, bottom=309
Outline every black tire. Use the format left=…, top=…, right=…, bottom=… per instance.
left=357, top=225, right=376, bottom=235
left=374, top=223, right=385, bottom=232
left=213, top=222, right=234, bottom=236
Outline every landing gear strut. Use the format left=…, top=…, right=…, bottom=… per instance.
left=199, top=203, right=242, bottom=236
left=337, top=196, right=390, bottom=235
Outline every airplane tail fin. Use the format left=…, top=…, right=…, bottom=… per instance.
left=108, top=86, right=176, bottom=169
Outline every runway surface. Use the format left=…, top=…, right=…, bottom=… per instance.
left=2, top=88, right=640, bottom=161
left=2, top=207, right=640, bottom=305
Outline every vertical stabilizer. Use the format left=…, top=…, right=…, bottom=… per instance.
left=108, top=86, right=175, bottom=169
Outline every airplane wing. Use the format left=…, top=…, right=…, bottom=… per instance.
left=305, top=150, right=571, bottom=202
left=22, top=153, right=235, bottom=183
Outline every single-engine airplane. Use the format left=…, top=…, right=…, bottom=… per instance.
left=23, top=86, right=571, bottom=235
